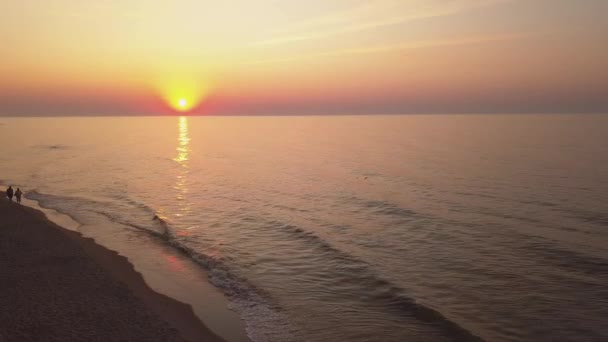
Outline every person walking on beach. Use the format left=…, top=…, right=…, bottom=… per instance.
left=6, top=186, right=14, bottom=202
left=15, top=188, right=22, bottom=204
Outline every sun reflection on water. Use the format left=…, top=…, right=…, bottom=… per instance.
left=174, top=116, right=191, bottom=218
left=174, top=116, right=190, bottom=164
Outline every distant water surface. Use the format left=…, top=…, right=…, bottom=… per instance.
left=1, top=114, right=607, bottom=341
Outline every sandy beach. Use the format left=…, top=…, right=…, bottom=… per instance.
left=0, top=197, right=223, bottom=342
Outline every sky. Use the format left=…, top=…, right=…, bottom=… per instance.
left=1, top=0, right=607, bottom=116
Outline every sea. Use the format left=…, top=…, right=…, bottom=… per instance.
left=1, top=114, right=607, bottom=342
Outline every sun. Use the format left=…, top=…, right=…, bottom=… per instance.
left=169, top=96, right=195, bottom=112
left=156, top=73, right=212, bottom=113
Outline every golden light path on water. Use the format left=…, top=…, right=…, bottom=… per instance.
left=174, top=116, right=191, bottom=218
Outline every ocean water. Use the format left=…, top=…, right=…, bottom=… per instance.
left=1, top=114, right=607, bottom=342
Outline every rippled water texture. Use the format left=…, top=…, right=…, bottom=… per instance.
left=1, top=114, right=607, bottom=341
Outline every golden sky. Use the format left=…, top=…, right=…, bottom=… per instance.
left=1, top=0, right=607, bottom=115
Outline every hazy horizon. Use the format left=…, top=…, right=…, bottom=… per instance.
left=1, top=0, right=607, bottom=116
left=2, top=112, right=608, bottom=118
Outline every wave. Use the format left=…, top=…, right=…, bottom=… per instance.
left=31, top=144, right=70, bottom=150
left=262, top=218, right=483, bottom=341
left=338, top=195, right=421, bottom=220
left=24, top=189, right=299, bottom=342
left=556, top=207, right=608, bottom=227
left=26, top=189, right=484, bottom=341
left=519, top=237, right=608, bottom=276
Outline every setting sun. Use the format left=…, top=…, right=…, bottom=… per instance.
left=158, top=74, right=211, bottom=113
left=168, top=96, right=196, bottom=112
left=178, top=99, right=188, bottom=110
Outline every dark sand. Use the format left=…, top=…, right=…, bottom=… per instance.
left=0, top=198, right=223, bottom=342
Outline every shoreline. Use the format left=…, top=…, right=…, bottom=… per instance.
left=0, top=197, right=224, bottom=342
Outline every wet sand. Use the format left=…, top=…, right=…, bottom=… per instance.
left=0, top=198, right=223, bottom=342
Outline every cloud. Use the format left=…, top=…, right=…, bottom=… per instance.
left=251, top=0, right=511, bottom=46
left=246, top=32, right=531, bottom=65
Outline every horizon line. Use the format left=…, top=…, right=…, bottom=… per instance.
left=1, top=112, right=607, bottom=118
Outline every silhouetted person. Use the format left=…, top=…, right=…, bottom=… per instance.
left=15, top=188, right=22, bottom=204
left=6, top=186, right=14, bottom=202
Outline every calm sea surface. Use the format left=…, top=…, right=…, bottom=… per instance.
left=1, top=114, right=607, bottom=341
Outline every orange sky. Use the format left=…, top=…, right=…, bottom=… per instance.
left=1, top=0, right=607, bottom=115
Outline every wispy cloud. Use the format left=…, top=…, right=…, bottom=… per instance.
left=246, top=31, right=530, bottom=65
left=251, top=0, right=511, bottom=46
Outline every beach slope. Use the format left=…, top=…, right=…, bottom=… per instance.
left=0, top=198, right=223, bottom=342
